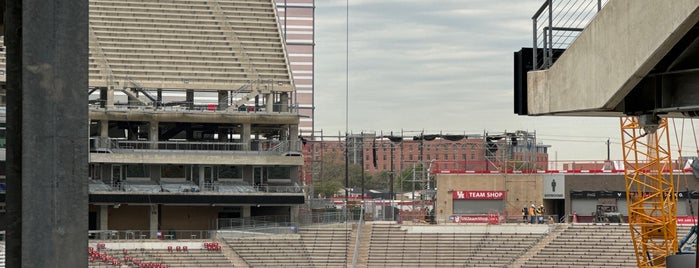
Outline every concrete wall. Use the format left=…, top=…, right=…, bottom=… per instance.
left=564, top=173, right=699, bottom=218
left=435, top=174, right=544, bottom=221
left=527, top=0, right=699, bottom=115
left=160, top=206, right=217, bottom=230
left=108, top=205, right=149, bottom=230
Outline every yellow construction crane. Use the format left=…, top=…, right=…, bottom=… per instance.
left=620, top=116, right=679, bottom=267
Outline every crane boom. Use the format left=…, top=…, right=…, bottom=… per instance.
left=620, top=116, right=678, bottom=267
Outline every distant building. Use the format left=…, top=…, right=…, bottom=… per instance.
left=275, top=0, right=315, bottom=135
left=301, top=131, right=550, bottom=185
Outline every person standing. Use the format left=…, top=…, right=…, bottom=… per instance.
left=537, top=205, right=545, bottom=224
left=522, top=207, right=529, bottom=223
left=529, top=204, right=536, bottom=224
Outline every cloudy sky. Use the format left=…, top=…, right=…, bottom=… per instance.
left=310, top=0, right=693, bottom=163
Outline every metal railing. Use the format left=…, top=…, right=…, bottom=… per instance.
left=88, top=181, right=305, bottom=194
left=532, top=0, right=608, bottom=70
left=88, top=230, right=212, bottom=240
left=97, top=139, right=301, bottom=155
left=88, top=99, right=297, bottom=114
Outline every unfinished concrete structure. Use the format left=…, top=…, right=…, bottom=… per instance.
left=0, top=0, right=306, bottom=239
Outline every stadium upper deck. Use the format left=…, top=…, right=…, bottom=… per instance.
left=0, top=0, right=305, bottom=236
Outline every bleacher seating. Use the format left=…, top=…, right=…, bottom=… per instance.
left=1, top=223, right=697, bottom=267
left=298, top=226, right=351, bottom=267
left=521, top=224, right=694, bottom=268
left=367, top=224, right=546, bottom=268
left=88, top=246, right=233, bottom=268
left=87, top=0, right=293, bottom=92
left=224, top=235, right=314, bottom=267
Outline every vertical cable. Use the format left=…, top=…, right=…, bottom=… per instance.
left=344, top=1, right=350, bottom=267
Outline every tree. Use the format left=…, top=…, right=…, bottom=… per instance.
left=313, top=180, right=343, bottom=198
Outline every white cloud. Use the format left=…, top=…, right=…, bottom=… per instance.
left=312, top=0, right=641, bottom=161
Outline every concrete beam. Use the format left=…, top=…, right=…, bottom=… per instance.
left=89, top=152, right=304, bottom=166
left=527, top=0, right=699, bottom=115
left=5, top=0, right=89, bottom=266
left=89, top=109, right=300, bottom=125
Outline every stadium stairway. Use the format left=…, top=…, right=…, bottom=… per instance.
left=346, top=221, right=374, bottom=267
left=218, top=240, right=250, bottom=267
left=508, top=224, right=569, bottom=268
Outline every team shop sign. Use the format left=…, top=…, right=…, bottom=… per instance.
left=452, top=190, right=506, bottom=200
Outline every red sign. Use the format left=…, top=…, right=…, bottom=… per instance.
left=452, top=190, right=505, bottom=200
left=677, top=216, right=698, bottom=225
left=449, top=215, right=500, bottom=224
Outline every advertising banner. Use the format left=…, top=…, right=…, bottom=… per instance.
left=452, top=190, right=505, bottom=200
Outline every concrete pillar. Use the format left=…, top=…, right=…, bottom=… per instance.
left=186, top=90, right=194, bottom=110
left=6, top=0, right=89, bottom=266
left=99, top=205, right=109, bottom=230
left=289, top=124, right=299, bottom=151
left=198, top=165, right=206, bottom=189
left=242, top=206, right=251, bottom=218
left=218, top=90, right=229, bottom=110
left=100, top=87, right=114, bottom=108
left=280, top=93, right=289, bottom=112
left=149, top=205, right=159, bottom=239
left=149, top=121, right=158, bottom=149
left=265, top=93, right=273, bottom=112
left=100, top=120, right=109, bottom=138
left=242, top=123, right=251, bottom=151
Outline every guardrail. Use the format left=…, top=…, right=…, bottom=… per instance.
left=532, top=0, right=607, bottom=70
left=88, top=100, right=298, bottom=114
left=91, top=138, right=301, bottom=155
left=88, top=230, right=212, bottom=240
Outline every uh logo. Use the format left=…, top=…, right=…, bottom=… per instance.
left=456, top=191, right=465, bottom=199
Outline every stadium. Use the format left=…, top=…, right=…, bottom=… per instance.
left=0, top=0, right=698, bottom=267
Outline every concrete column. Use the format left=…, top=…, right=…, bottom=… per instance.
left=265, top=93, right=273, bottom=112
left=242, top=123, right=251, bottom=151
left=198, top=165, right=205, bottom=189
left=218, top=90, right=229, bottom=110
left=100, top=87, right=114, bottom=108
left=149, top=121, right=158, bottom=149
left=6, top=0, right=89, bottom=266
left=100, top=120, right=109, bottom=138
left=242, top=206, right=251, bottom=218
left=99, top=205, right=109, bottom=230
left=289, top=124, right=299, bottom=151
left=280, top=93, right=289, bottom=112
left=149, top=205, right=159, bottom=239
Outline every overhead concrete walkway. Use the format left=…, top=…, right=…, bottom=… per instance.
left=527, top=0, right=699, bottom=116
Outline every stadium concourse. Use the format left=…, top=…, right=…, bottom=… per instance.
left=6, top=221, right=671, bottom=267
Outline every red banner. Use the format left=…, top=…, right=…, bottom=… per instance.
left=449, top=215, right=500, bottom=224
left=452, top=190, right=505, bottom=200
left=677, top=216, right=698, bottom=225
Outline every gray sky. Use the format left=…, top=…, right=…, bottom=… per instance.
left=311, top=0, right=688, bottom=162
